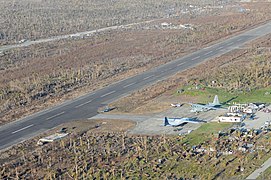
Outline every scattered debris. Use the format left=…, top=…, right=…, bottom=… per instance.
left=171, top=103, right=183, bottom=107
left=37, top=133, right=69, bottom=145
left=59, top=127, right=67, bottom=133
left=179, top=24, right=194, bottom=30
left=262, top=108, right=271, bottom=113
left=102, top=106, right=115, bottom=112
left=0, top=51, right=5, bottom=57
left=18, top=39, right=27, bottom=44
left=177, top=89, right=184, bottom=93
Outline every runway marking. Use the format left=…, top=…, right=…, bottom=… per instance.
left=236, top=38, right=242, bottom=42
left=204, top=51, right=213, bottom=55
left=143, top=75, right=154, bottom=80
left=192, top=56, right=200, bottom=60
left=123, top=82, right=136, bottom=88
left=216, top=46, right=224, bottom=51
left=46, top=111, right=65, bottom=120
left=227, top=42, right=234, bottom=46
left=177, top=62, right=185, bottom=66
left=101, top=91, right=116, bottom=97
left=75, top=100, right=93, bottom=108
left=12, top=124, right=34, bottom=134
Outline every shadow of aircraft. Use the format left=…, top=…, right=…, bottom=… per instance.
left=221, top=96, right=238, bottom=106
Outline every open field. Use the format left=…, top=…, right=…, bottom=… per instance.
left=175, top=86, right=271, bottom=105
left=0, top=0, right=230, bottom=46
left=183, top=122, right=233, bottom=145
left=258, top=166, right=271, bottom=179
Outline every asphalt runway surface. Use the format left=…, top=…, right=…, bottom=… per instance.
left=0, top=22, right=271, bottom=150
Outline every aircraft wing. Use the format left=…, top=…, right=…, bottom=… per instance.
left=164, top=117, right=205, bottom=126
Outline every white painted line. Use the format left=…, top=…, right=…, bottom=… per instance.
left=177, top=62, right=185, bottom=66
left=12, top=124, right=34, bottom=134
left=204, top=51, right=213, bottom=55
left=216, top=46, right=224, bottom=51
left=236, top=39, right=242, bottom=42
left=46, top=111, right=65, bottom=120
left=75, top=100, right=93, bottom=108
left=192, top=56, right=200, bottom=60
left=143, top=75, right=154, bottom=80
left=227, top=42, right=234, bottom=46
left=100, top=91, right=116, bottom=98
left=123, top=82, right=136, bottom=88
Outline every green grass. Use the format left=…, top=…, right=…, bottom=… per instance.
left=237, top=88, right=271, bottom=103
left=175, top=86, right=271, bottom=105
left=183, top=122, right=233, bottom=146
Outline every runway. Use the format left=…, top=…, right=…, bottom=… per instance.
left=0, top=22, right=271, bottom=150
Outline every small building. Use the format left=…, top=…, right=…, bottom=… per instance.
left=229, top=103, right=259, bottom=114
left=227, top=112, right=244, bottom=117
left=161, top=22, right=170, bottom=28
left=218, top=114, right=245, bottom=123
left=243, top=106, right=256, bottom=114
left=228, top=104, right=247, bottom=113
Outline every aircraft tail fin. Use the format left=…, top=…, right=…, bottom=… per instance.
left=164, top=117, right=170, bottom=126
left=212, top=95, right=220, bottom=106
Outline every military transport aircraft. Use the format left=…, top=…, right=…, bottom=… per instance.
left=190, top=95, right=221, bottom=113
left=164, top=117, right=206, bottom=127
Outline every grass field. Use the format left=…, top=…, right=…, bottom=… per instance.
left=183, top=122, right=233, bottom=146
left=257, top=165, right=271, bottom=179
left=175, top=86, right=271, bottom=105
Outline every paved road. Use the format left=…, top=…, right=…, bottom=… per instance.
left=246, top=157, right=271, bottom=179
left=89, top=114, right=151, bottom=122
left=0, top=19, right=155, bottom=52
left=0, top=22, right=271, bottom=151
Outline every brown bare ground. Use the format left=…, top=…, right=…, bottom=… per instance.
left=0, top=119, right=135, bottom=165
left=1, top=2, right=271, bottom=125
